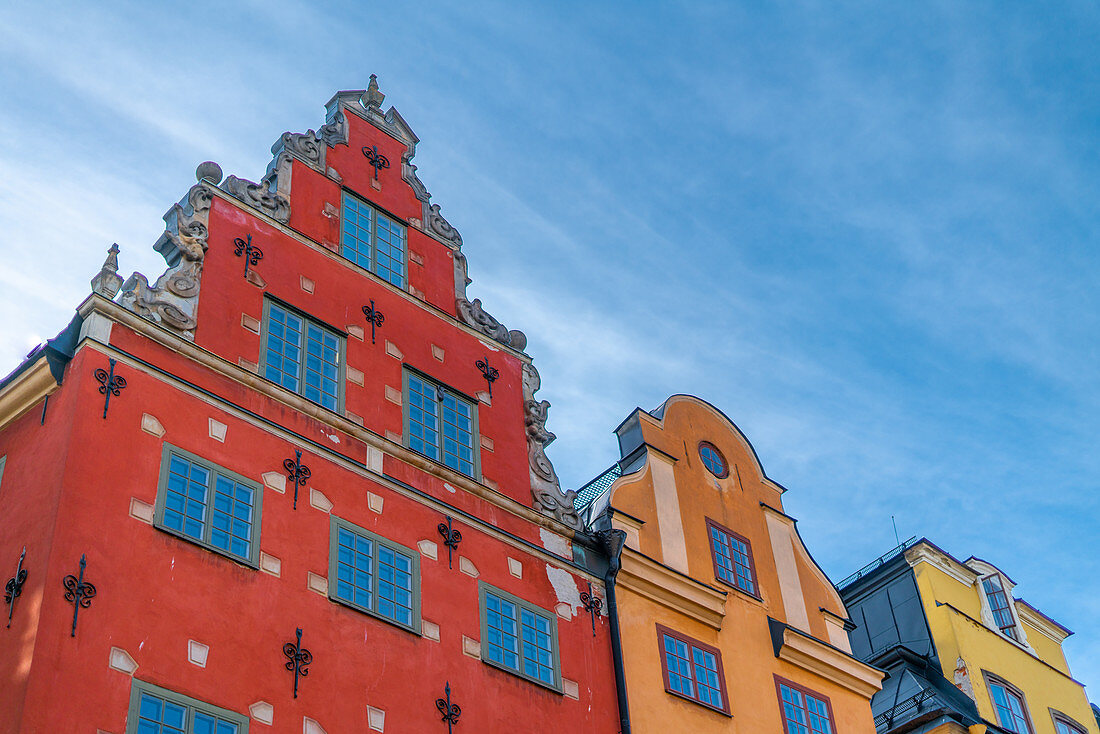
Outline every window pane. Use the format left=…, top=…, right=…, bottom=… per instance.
left=304, top=323, right=340, bottom=410
left=264, top=304, right=303, bottom=392
left=163, top=454, right=209, bottom=543
left=440, top=391, right=475, bottom=476
left=407, top=374, right=440, bottom=460
left=374, top=212, right=407, bottom=288
left=376, top=543, right=415, bottom=626
left=341, top=192, right=373, bottom=270
left=485, top=592, right=520, bottom=672
left=335, top=526, right=373, bottom=610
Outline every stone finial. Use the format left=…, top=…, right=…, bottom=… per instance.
left=91, top=244, right=124, bottom=299
left=195, top=161, right=223, bottom=184
left=364, top=74, right=385, bottom=109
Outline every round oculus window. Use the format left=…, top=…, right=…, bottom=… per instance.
left=699, top=442, right=728, bottom=478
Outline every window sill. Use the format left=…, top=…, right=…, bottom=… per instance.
left=328, top=594, right=421, bottom=638
left=481, top=656, right=563, bottom=695
left=713, top=576, right=763, bottom=604
left=153, top=524, right=258, bottom=570
left=664, top=687, right=732, bottom=717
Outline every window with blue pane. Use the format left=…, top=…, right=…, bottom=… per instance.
left=127, top=681, right=248, bottom=734
left=659, top=626, right=728, bottom=714
left=404, top=370, right=477, bottom=478
left=777, top=678, right=833, bottom=734
left=262, top=301, right=343, bottom=411
left=340, top=191, right=407, bottom=288
left=329, top=517, right=419, bottom=632
left=156, top=446, right=261, bottom=566
left=480, top=584, right=560, bottom=690
left=706, top=519, right=758, bottom=596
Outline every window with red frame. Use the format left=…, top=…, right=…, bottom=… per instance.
left=776, top=677, right=834, bottom=734
left=987, top=677, right=1033, bottom=734
left=656, top=625, right=729, bottom=715
left=706, top=519, right=758, bottom=596
left=981, top=575, right=1019, bottom=640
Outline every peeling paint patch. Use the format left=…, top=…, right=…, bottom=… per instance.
left=539, top=528, right=572, bottom=559
left=545, top=565, right=583, bottom=613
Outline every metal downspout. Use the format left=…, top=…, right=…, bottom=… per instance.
left=600, top=528, right=631, bottom=734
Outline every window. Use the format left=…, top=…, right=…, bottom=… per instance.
left=127, top=680, right=248, bottom=734
left=775, top=676, right=834, bottom=734
left=403, top=369, right=478, bottom=478
left=328, top=516, right=421, bottom=633
left=981, top=575, right=1019, bottom=640
left=657, top=625, right=730, bottom=714
left=1052, top=713, right=1087, bottom=734
left=154, top=445, right=262, bottom=566
left=987, top=676, right=1033, bottom=734
left=341, top=191, right=407, bottom=288
left=262, top=300, right=344, bottom=411
left=698, top=441, right=728, bottom=478
left=479, top=582, right=561, bottom=690
left=706, top=519, right=758, bottom=597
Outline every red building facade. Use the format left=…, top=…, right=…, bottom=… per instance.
left=0, top=77, right=618, bottom=733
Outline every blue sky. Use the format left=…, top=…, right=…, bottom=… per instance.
left=2, top=0, right=1098, bottom=697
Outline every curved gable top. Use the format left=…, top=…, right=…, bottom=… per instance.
left=646, top=394, right=789, bottom=495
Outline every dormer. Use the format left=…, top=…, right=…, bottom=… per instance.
left=965, top=557, right=1031, bottom=650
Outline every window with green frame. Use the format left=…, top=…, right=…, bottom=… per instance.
left=261, top=299, right=345, bottom=412
left=154, top=444, right=262, bottom=567
left=340, top=190, right=407, bottom=288
left=403, top=369, right=478, bottom=478
left=328, top=515, right=421, bottom=633
left=478, top=581, right=561, bottom=691
left=127, top=679, right=249, bottom=734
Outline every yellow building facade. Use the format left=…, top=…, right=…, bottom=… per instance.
left=578, top=395, right=882, bottom=733
left=909, top=542, right=1097, bottom=734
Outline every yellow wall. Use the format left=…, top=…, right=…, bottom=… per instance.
left=607, top=396, right=881, bottom=733
left=911, top=558, right=1097, bottom=734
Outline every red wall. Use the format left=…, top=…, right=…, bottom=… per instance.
left=2, top=100, right=618, bottom=733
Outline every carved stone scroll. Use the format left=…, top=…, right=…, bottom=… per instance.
left=523, top=363, right=581, bottom=530
left=456, top=298, right=527, bottom=352
left=222, top=175, right=290, bottom=224
left=120, top=169, right=215, bottom=339
left=427, top=203, right=462, bottom=247
left=270, top=111, right=348, bottom=174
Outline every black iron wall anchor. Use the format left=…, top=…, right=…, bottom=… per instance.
left=362, top=145, right=390, bottom=179
left=232, top=233, right=264, bottom=277
left=93, top=358, right=126, bottom=419
left=362, top=300, right=385, bottom=344
left=580, top=580, right=603, bottom=637
left=475, top=357, right=499, bottom=398
left=283, top=627, right=312, bottom=699
left=283, top=449, right=312, bottom=510
left=437, top=516, right=462, bottom=569
left=61, top=554, right=96, bottom=637
left=4, top=547, right=27, bottom=628
left=435, top=681, right=461, bottom=733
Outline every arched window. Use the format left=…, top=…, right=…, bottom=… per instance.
left=981, top=574, right=1019, bottom=641
left=986, top=675, right=1033, bottom=734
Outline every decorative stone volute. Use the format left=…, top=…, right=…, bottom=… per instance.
left=523, top=363, right=581, bottom=530
left=91, top=244, right=123, bottom=299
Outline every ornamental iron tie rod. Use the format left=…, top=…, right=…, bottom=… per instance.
left=4, top=547, right=27, bottom=628
left=362, top=145, right=390, bottom=179
left=232, top=233, right=264, bottom=277
left=580, top=580, right=603, bottom=637
left=475, top=357, right=499, bottom=398
left=93, top=358, right=126, bottom=419
left=283, top=449, right=311, bottom=510
left=362, top=300, right=385, bottom=344
left=62, top=554, right=96, bottom=637
left=283, top=627, right=312, bottom=698
left=437, top=516, right=462, bottom=569
left=435, top=681, right=461, bottom=732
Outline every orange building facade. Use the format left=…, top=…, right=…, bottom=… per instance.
left=578, top=395, right=884, bottom=733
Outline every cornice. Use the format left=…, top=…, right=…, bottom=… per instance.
left=0, top=357, right=58, bottom=431
left=617, top=546, right=727, bottom=630
left=769, top=618, right=884, bottom=699
left=904, top=543, right=976, bottom=586
left=1015, top=601, right=1072, bottom=644
left=77, top=295, right=580, bottom=539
